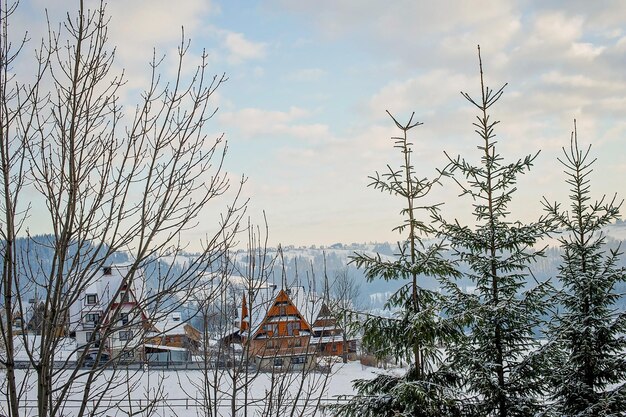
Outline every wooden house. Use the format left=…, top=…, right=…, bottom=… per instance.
left=144, top=312, right=201, bottom=363
left=309, top=303, right=356, bottom=359
left=238, top=286, right=355, bottom=371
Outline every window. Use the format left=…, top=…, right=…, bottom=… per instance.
left=287, top=321, right=301, bottom=336
left=86, top=294, right=97, bottom=305
left=279, top=306, right=286, bottom=315
left=103, top=266, right=112, bottom=275
left=294, top=338, right=302, bottom=347
left=332, top=343, right=338, bottom=352
left=83, top=313, right=100, bottom=328
left=291, top=356, right=306, bottom=365
left=85, top=313, right=100, bottom=323
left=120, top=313, right=129, bottom=325
left=120, top=350, right=134, bottom=361
left=119, top=330, right=133, bottom=341
left=263, top=323, right=276, bottom=333
left=85, top=331, right=92, bottom=341
left=273, top=358, right=283, bottom=367
left=120, top=291, right=130, bottom=303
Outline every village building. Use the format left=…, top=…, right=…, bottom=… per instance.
left=237, top=286, right=356, bottom=371
left=309, top=303, right=356, bottom=360
left=69, top=265, right=151, bottom=363
left=144, top=311, right=201, bottom=363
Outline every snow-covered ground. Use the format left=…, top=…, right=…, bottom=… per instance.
left=5, top=360, right=384, bottom=417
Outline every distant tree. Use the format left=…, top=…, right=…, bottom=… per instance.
left=331, top=267, right=361, bottom=311
left=335, top=111, right=462, bottom=417
left=542, top=122, right=626, bottom=416
left=329, top=267, right=360, bottom=363
left=435, top=47, right=551, bottom=417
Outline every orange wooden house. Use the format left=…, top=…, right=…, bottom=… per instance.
left=309, top=303, right=356, bottom=359
left=238, top=287, right=354, bottom=370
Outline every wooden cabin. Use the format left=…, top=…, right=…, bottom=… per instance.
left=238, top=287, right=355, bottom=371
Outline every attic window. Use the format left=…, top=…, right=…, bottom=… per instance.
left=263, top=323, right=277, bottom=333
left=86, top=294, right=98, bottom=305
left=103, top=266, right=112, bottom=275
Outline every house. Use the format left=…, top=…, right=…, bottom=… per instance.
left=144, top=312, right=201, bottom=363
left=69, top=264, right=150, bottom=363
left=237, top=286, right=355, bottom=371
left=309, top=303, right=356, bottom=359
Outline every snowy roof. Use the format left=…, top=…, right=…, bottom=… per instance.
left=152, top=312, right=189, bottom=336
left=312, top=326, right=340, bottom=332
left=240, top=286, right=327, bottom=338
left=69, top=264, right=147, bottom=329
left=287, top=287, right=324, bottom=326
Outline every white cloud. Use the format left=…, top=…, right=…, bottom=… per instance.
left=219, top=107, right=329, bottom=140
left=223, top=32, right=267, bottom=64
left=530, top=12, right=584, bottom=45
left=568, top=42, right=606, bottom=59
left=368, top=70, right=473, bottom=118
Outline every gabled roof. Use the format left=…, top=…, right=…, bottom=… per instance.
left=240, top=286, right=326, bottom=339
left=152, top=312, right=191, bottom=336
left=285, top=287, right=324, bottom=326
left=68, top=264, right=147, bottom=329
left=239, top=283, right=277, bottom=338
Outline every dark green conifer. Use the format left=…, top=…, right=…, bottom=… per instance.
left=543, top=122, right=626, bottom=416
left=334, top=111, right=462, bottom=417
left=436, top=47, right=551, bottom=417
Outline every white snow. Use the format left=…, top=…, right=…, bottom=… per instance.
left=5, top=360, right=382, bottom=417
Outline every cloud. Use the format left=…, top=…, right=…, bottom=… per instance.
left=368, top=70, right=473, bottom=117
left=219, top=106, right=330, bottom=141
left=223, top=31, right=267, bottom=64
left=105, top=0, right=214, bottom=85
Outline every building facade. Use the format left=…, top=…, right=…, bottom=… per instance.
left=69, top=265, right=149, bottom=363
left=238, top=287, right=356, bottom=371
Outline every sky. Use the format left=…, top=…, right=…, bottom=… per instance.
left=13, top=0, right=626, bottom=248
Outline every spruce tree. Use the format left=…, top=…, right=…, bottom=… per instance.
left=334, top=112, right=462, bottom=417
left=436, top=47, right=550, bottom=417
left=543, top=122, right=626, bottom=416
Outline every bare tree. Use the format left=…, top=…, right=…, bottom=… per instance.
left=331, top=267, right=361, bottom=311
left=0, top=1, right=246, bottom=416
left=180, top=221, right=334, bottom=417
left=330, top=267, right=360, bottom=363
left=183, top=219, right=276, bottom=417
